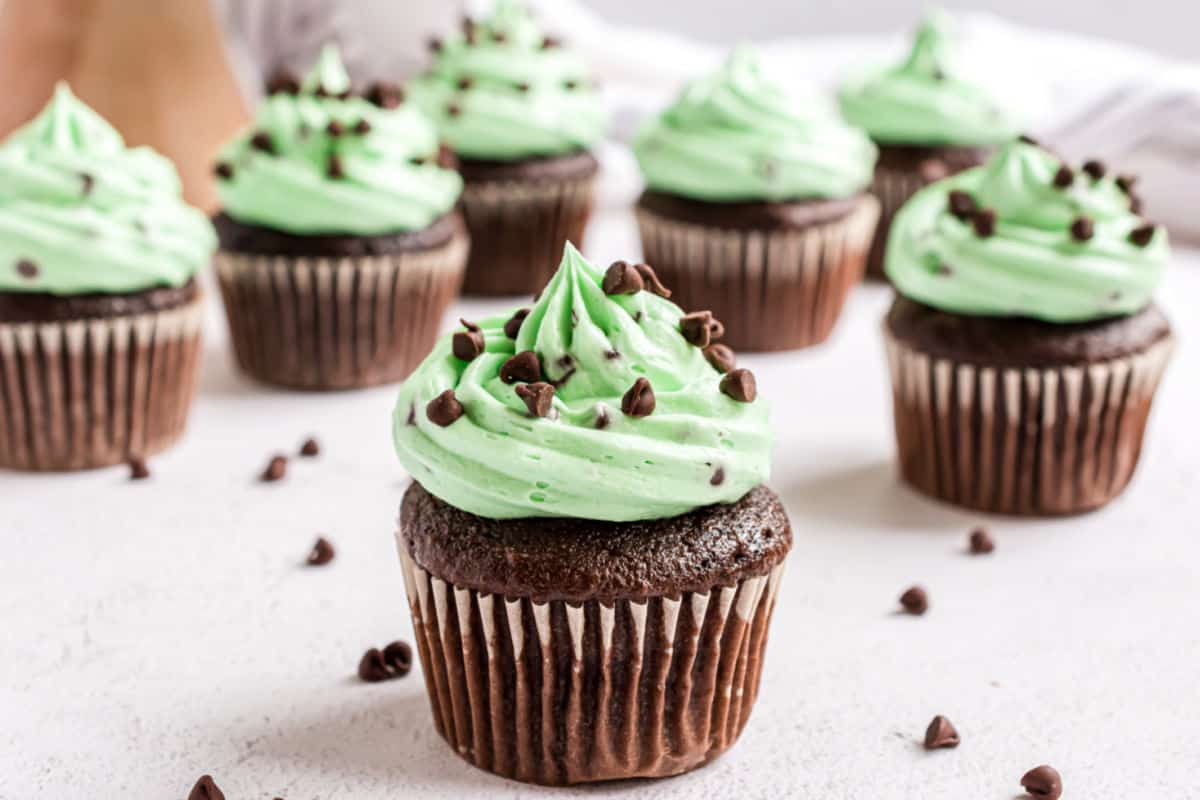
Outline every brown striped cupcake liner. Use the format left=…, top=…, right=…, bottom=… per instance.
left=884, top=328, right=1175, bottom=515
left=458, top=174, right=597, bottom=296
left=397, top=543, right=787, bottom=785
left=215, top=226, right=468, bottom=390
left=636, top=195, right=879, bottom=352
left=0, top=296, right=204, bottom=471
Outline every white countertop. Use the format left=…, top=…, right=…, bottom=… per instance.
left=4, top=208, right=1198, bottom=799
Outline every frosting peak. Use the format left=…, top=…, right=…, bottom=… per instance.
left=392, top=243, right=772, bottom=522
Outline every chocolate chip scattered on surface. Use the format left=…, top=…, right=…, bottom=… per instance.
left=358, top=641, right=413, bottom=682
left=515, top=382, right=555, bottom=418
left=128, top=457, right=150, bottom=481
left=923, top=715, right=960, bottom=750
left=500, top=351, right=541, bottom=384
left=504, top=308, right=530, bottom=339
left=621, top=377, right=656, bottom=417
left=261, top=455, right=287, bottom=483
left=426, top=390, right=464, bottom=426
left=703, top=343, right=736, bottom=373
left=899, top=585, right=928, bottom=615
left=603, top=260, right=644, bottom=295
left=188, top=775, right=226, bottom=800
left=382, top=640, right=413, bottom=676
left=720, top=369, right=757, bottom=403
left=452, top=319, right=485, bottom=362
left=1020, top=765, right=1063, bottom=799
left=1070, top=216, right=1094, bottom=242
left=968, top=527, right=995, bottom=554
left=307, top=537, right=335, bottom=566
left=299, top=438, right=320, bottom=457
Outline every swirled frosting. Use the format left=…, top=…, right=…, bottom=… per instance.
left=634, top=47, right=876, bottom=202
left=838, top=11, right=1020, bottom=146
left=393, top=243, right=772, bottom=522
left=886, top=141, right=1168, bottom=322
left=216, top=45, right=462, bottom=236
left=0, top=84, right=215, bottom=295
left=408, top=0, right=606, bottom=161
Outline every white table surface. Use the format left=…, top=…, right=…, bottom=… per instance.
left=4, top=207, right=1199, bottom=799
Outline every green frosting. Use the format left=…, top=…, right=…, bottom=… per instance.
left=0, top=84, right=215, bottom=295
left=838, top=11, right=1020, bottom=146
left=216, top=45, right=463, bottom=236
left=409, top=0, right=606, bottom=161
left=886, top=141, right=1168, bottom=322
left=393, top=243, right=772, bottom=522
left=634, top=47, right=877, bottom=202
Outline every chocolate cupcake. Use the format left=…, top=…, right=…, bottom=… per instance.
left=392, top=244, right=791, bottom=784
left=883, top=141, right=1174, bottom=515
left=0, top=85, right=214, bottom=471
left=214, top=45, right=468, bottom=390
left=839, top=11, right=1023, bottom=280
left=634, top=47, right=879, bottom=352
left=410, top=1, right=606, bottom=296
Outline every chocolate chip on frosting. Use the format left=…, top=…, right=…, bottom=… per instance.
left=446, top=103, right=462, bottom=117
left=703, top=343, right=736, bottom=373
left=492, top=30, right=508, bottom=43
left=266, top=71, right=301, bottom=96
left=500, top=351, right=541, bottom=384
left=710, top=467, right=725, bottom=486
left=1070, top=216, right=1094, bottom=242
left=603, top=260, right=644, bottom=295
left=564, top=79, right=580, bottom=91
left=327, top=155, right=345, bottom=180
left=1115, top=174, right=1137, bottom=194
left=1129, top=223, right=1157, bottom=247
left=1018, top=133, right=1039, bottom=146
left=250, top=131, right=276, bottom=155
left=457, top=76, right=474, bottom=90
left=1052, top=165, right=1074, bottom=189
left=594, top=406, right=610, bottom=429
left=353, top=119, right=372, bottom=135
left=541, top=35, right=561, bottom=49
left=621, top=377, right=656, bottom=417
left=720, top=369, right=757, bottom=403
left=924, top=715, right=960, bottom=750
left=516, top=82, right=531, bottom=93
left=426, top=390, right=464, bottom=426
left=504, top=308, right=530, bottom=339
left=634, top=263, right=672, bottom=298
left=515, top=382, right=555, bottom=417
left=947, top=190, right=977, bottom=220
left=214, top=162, right=235, bottom=180
left=680, top=310, right=724, bottom=348
left=188, top=775, right=226, bottom=800
left=326, top=119, right=345, bottom=137
left=15, top=259, right=38, bottom=280
left=452, top=319, right=485, bottom=362
left=366, top=82, right=404, bottom=109
left=971, top=208, right=997, bottom=238
left=79, top=172, right=95, bottom=196
left=1082, top=159, right=1106, bottom=180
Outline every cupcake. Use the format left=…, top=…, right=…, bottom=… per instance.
left=634, top=47, right=879, bottom=352
left=839, top=11, right=1022, bottom=280
left=0, top=85, right=214, bottom=471
left=213, top=45, right=467, bottom=390
left=884, top=140, right=1174, bottom=515
left=392, top=243, right=791, bottom=784
left=410, top=1, right=606, bottom=296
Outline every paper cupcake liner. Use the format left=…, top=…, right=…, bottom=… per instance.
left=459, top=174, right=597, bottom=296
left=397, top=544, right=786, bottom=785
left=884, top=328, right=1175, bottom=515
left=635, top=196, right=879, bottom=352
left=0, top=297, right=203, bottom=471
left=215, top=230, right=467, bottom=390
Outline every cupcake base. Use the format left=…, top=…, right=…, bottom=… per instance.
left=458, top=152, right=599, bottom=296
left=636, top=191, right=879, bottom=352
left=884, top=298, right=1175, bottom=515
left=0, top=282, right=204, bottom=471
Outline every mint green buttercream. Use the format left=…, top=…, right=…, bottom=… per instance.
left=216, top=45, right=463, bottom=236
left=634, top=47, right=876, bottom=202
left=838, top=11, right=1020, bottom=146
left=886, top=141, right=1168, bottom=322
left=409, top=0, right=606, bottom=161
left=0, top=84, right=215, bottom=295
left=393, top=243, right=772, bottom=522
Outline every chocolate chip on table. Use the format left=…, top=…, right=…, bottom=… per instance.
left=1069, top=216, right=1094, bottom=242
left=383, top=640, right=413, bottom=675
left=307, top=537, right=335, bottom=566
left=500, top=351, right=541, bottom=384
left=515, top=382, right=555, bottom=417
left=261, top=455, right=287, bottom=482
left=621, top=377, right=656, bottom=417
left=452, top=319, right=485, bottom=362
left=326, top=119, right=345, bottom=137
left=1020, top=765, right=1063, bottom=799
left=703, top=344, right=736, bottom=373
left=634, top=263, right=671, bottom=298
left=299, top=438, right=320, bottom=457
left=128, top=457, right=150, bottom=481
left=1082, top=159, right=1106, bottom=180
left=250, top=131, right=276, bottom=155
left=968, top=527, right=995, bottom=554
left=266, top=70, right=301, bottom=95
left=426, top=390, right=464, bottom=427
left=327, top=155, right=345, bottom=180
left=720, top=369, right=757, bottom=403
left=1129, top=223, right=1157, bottom=247
left=680, top=310, right=724, bottom=348
left=504, top=308, right=530, bottom=339
left=353, top=119, right=372, bottom=135
left=213, top=162, right=235, bottom=180
left=947, top=190, right=977, bottom=220
left=1052, top=165, right=1074, bottom=189
left=971, top=208, right=997, bottom=238
left=603, top=260, right=644, bottom=295
left=899, top=586, right=928, bottom=615
left=15, top=259, right=39, bottom=279
left=923, top=715, right=960, bottom=750
left=366, top=81, right=404, bottom=109
left=358, top=641, right=413, bottom=682
left=188, top=775, right=226, bottom=800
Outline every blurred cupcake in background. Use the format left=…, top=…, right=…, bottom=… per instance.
left=634, top=47, right=879, bottom=352
left=0, top=84, right=214, bottom=471
left=411, top=1, right=606, bottom=296
left=214, top=45, right=467, bottom=391
left=840, top=10, right=1023, bottom=280
left=884, top=140, right=1173, bottom=515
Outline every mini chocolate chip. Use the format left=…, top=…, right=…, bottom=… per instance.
left=1129, top=194, right=1144, bottom=214
left=720, top=369, right=757, bottom=403
left=515, top=382, right=555, bottom=417
left=899, top=586, right=928, bottom=615
left=1082, top=159, right=1106, bottom=180
left=492, top=30, right=508, bottom=43
left=382, top=640, right=413, bottom=675
left=971, top=208, right=997, bottom=238
left=452, top=319, right=485, bottom=362
left=621, top=377, right=656, bottom=417
left=1018, top=133, right=1039, bottom=146
left=299, top=438, right=320, bottom=457
left=504, top=308, right=530, bottom=339
left=634, top=263, right=671, bottom=298
left=313, top=85, right=330, bottom=98
left=353, top=119, right=372, bottom=135
left=426, top=390, right=464, bottom=426
left=214, top=162, right=235, bottom=180
left=1070, top=216, right=1094, bottom=242
left=446, top=103, right=462, bottom=117
left=1115, top=174, right=1137, bottom=194
left=557, top=355, right=574, bottom=369
left=594, top=406, right=610, bottom=429
left=564, top=79, right=580, bottom=90
left=327, top=155, right=345, bottom=180
left=947, top=190, right=977, bottom=220
left=500, top=351, right=541, bottom=384
left=326, top=119, right=345, bottom=137
left=128, top=457, right=150, bottom=481
left=934, top=263, right=954, bottom=277
left=703, top=344, right=736, bottom=373
left=428, top=36, right=443, bottom=52
left=633, top=311, right=643, bottom=323
left=15, top=259, right=38, bottom=279
left=357, top=648, right=392, bottom=682
left=1020, top=765, right=1063, bottom=799
left=261, top=455, right=287, bottom=482
left=1129, top=223, right=1157, bottom=247
left=571, top=309, right=578, bottom=327
left=1052, top=165, right=1074, bottom=189
left=79, top=172, right=94, bottom=195
left=406, top=405, right=416, bottom=426
left=457, top=76, right=474, bottom=90
left=188, top=775, right=226, bottom=800
left=968, top=527, right=994, bottom=554
left=603, top=260, right=644, bottom=295
left=366, top=82, right=404, bottom=109
left=604, top=349, right=621, bottom=360
left=541, top=35, right=561, bottom=49
left=250, top=131, right=275, bottom=155
left=680, top=310, right=723, bottom=348
left=516, top=82, right=531, bottom=93
left=266, top=71, right=301, bottom=95
left=924, top=715, right=960, bottom=750
left=307, top=537, right=335, bottom=566
left=710, top=467, right=725, bottom=486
